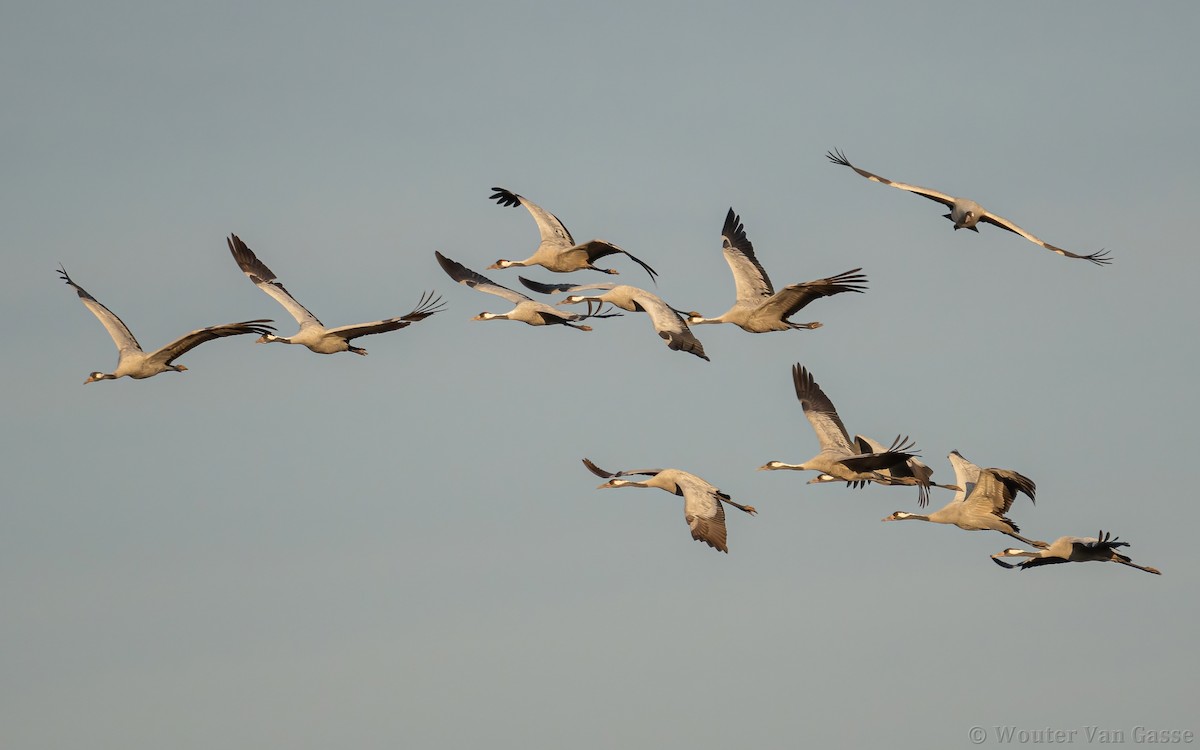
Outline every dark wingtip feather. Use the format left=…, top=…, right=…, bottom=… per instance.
left=231, top=319, right=277, bottom=336
left=434, top=250, right=468, bottom=279
left=406, top=290, right=448, bottom=320
left=227, top=233, right=279, bottom=282
left=518, top=276, right=576, bottom=295
left=721, top=207, right=753, bottom=256
left=581, top=458, right=615, bottom=479
left=828, top=268, right=869, bottom=292
left=1098, top=529, right=1130, bottom=549
left=489, top=187, right=522, bottom=208
left=826, top=148, right=851, bottom=167
left=886, top=434, right=919, bottom=455
left=631, top=254, right=659, bottom=285
left=56, top=264, right=91, bottom=299
left=791, top=362, right=815, bottom=400
left=581, top=302, right=622, bottom=320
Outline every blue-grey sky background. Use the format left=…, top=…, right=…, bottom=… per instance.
left=4, top=2, right=1197, bottom=748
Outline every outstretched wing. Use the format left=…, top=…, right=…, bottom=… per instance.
left=839, top=434, right=920, bottom=475
left=719, top=208, right=774, bottom=302
left=977, top=211, right=1112, bottom=265
left=754, top=268, right=867, bottom=322
left=435, top=251, right=530, bottom=304
left=947, top=450, right=982, bottom=504
left=581, top=458, right=617, bottom=479
left=581, top=458, right=665, bottom=479
left=324, top=291, right=446, bottom=339
left=58, top=265, right=143, bottom=353
left=577, top=240, right=659, bottom=284
left=518, top=277, right=616, bottom=296
left=146, top=320, right=276, bottom=366
left=1017, top=555, right=1070, bottom=570
left=679, top=479, right=729, bottom=553
left=826, top=148, right=957, bottom=209
left=227, top=234, right=324, bottom=328
left=1078, top=530, right=1129, bottom=552
left=855, top=434, right=936, bottom=506
left=791, top=363, right=855, bottom=454
left=490, top=187, right=574, bottom=246
left=964, top=468, right=1036, bottom=517
left=839, top=454, right=919, bottom=475
left=629, top=289, right=709, bottom=361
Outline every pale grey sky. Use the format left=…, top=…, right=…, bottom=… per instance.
left=4, top=2, right=1197, bottom=748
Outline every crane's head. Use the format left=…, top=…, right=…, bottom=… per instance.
left=990, top=553, right=1020, bottom=569
left=806, top=473, right=840, bottom=484
left=995, top=547, right=1031, bottom=557
left=596, top=478, right=645, bottom=490
left=84, top=371, right=114, bottom=384
left=487, top=259, right=520, bottom=270
left=882, top=511, right=915, bottom=522
left=757, top=460, right=801, bottom=471
left=472, top=312, right=506, bottom=321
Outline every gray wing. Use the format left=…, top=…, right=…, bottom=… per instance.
left=947, top=450, right=982, bottom=503
left=490, top=187, right=575, bottom=246
left=964, top=468, right=1036, bottom=517
left=227, top=235, right=324, bottom=328
left=518, top=277, right=617, bottom=295
left=628, top=289, right=709, bottom=361
left=324, top=291, right=446, bottom=339
left=720, top=208, right=774, bottom=302
left=575, top=240, right=659, bottom=283
left=521, top=301, right=594, bottom=325
left=58, top=265, right=143, bottom=353
left=855, top=433, right=934, bottom=506
left=581, top=458, right=617, bottom=479
left=582, top=459, right=665, bottom=479
left=854, top=435, right=883, bottom=456
left=752, top=268, right=867, bottom=322
left=618, top=469, right=669, bottom=477
left=145, top=320, right=276, bottom=367
left=977, top=211, right=1112, bottom=266
left=435, top=251, right=530, bottom=304
left=837, top=434, right=919, bottom=473
left=791, top=363, right=855, bottom=454
left=1077, top=530, right=1128, bottom=552
left=1017, top=555, right=1070, bottom=570
left=677, top=475, right=729, bottom=553
left=854, top=434, right=930, bottom=480
left=826, top=149, right=958, bottom=209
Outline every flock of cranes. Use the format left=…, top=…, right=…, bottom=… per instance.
left=58, top=150, right=1159, bottom=574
